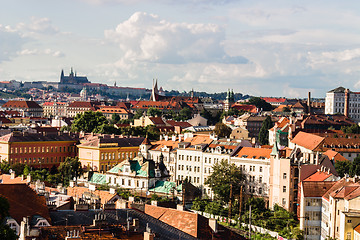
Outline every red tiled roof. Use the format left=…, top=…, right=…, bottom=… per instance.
left=0, top=174, right=28, bottom=184
left=323, top=150, right=348, bottom=162
left=0, top=184, right=51, bottom=224
left=166, top=120, right=192, bottom=128
left=291, top=131, right=324, bottom=151
left=145, top=204, right=198, bottom=237
left=302, top=181, right=335, bottom=197
left=2, top=100, right=42, bottom=109
left=235, top=147, right=271, bottom=159
left=231, top=104, right=258, bottom=113
left=303, top=171, right=333, bottom=181
left=261, top=97, right=287, bottom=103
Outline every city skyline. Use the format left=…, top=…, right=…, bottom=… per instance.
left=1, top=0, right=360, bottom=98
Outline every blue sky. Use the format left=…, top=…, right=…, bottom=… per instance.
left=1, top=0, right=360, bottom=98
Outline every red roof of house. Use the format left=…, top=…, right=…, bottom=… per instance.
left=323, top=150, right=348, bottom=162
left=291, top=131, right=324, bottom=151
left=235, top=147, right=272, bottom=159
left=2, top=100, right=42, bottom=109
left=0, top=184, right=51, bottom=224
left=302, top=181, right=336, bottom=197
left=231, top=104, right=258, bottom=113
left=261, top=97, right=287, bottom=103
left=303, top=171, right=333, bottom=181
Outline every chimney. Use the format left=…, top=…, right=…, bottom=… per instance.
left=10, top=171, right=15, bottom=179
left=26, top=174, right=31, bottom=183
left=307, top=91, right=311, bottom=114
left=344, top=88, right=350, bottom=117
left=172, top=135, right=176, bottom=141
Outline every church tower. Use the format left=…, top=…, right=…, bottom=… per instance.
left=224, top=89, right=235, bottom=112
left=150, top=78, right=159, bottom=101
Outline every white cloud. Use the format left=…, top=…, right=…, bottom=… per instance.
left=104, top=12, right=247, bottom=64
left=9, top=17, right=59, bottom=37
left=16, top=48, right=64, bottom=57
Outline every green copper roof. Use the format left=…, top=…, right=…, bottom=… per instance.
left=89, top=173, right=107, bottom=185
left=149, top=181, right=176, bottom=194
left=108, top=164, right=121, bottom=174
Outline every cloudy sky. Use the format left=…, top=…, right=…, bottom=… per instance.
left=1, top=0, right=360, bottom=98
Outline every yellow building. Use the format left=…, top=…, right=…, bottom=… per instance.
left=77, top=134, right=144, bottom=172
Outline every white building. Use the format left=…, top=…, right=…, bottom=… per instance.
left=231, top=147, right=271, bottom=199
left=325, top=86, right=360, bottom=122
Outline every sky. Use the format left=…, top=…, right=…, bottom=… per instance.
left=1, top=0, right=360, bottom=98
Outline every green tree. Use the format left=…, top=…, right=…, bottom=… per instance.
left=350, top=156, right=360, bottom=177
left=178, top=107, right=192, bottom=121
left=0, top=162, right=10, bottom=174
left=205, top=160, right=244, bottom=203
left=200, top=109, right=212, bottom=122
left=71, top=111, right=108, bottom=133
left=335, top=160, right=351, bottom=177
left=58, top=157, right=83, bottom=186
left=0, top=197, right=17, bottom=240
left=147, top=107, right=162, bottom=117
left=133, top=109, right=144, bottom=119
left=111, top=113, right=121, bottom=124
left=258, top=116, right=273, bottom=145
left=246, top=97, right=273, bottom=111
left=204, top=200, right=223, bottom=216
left=146, top=125, right=160, bottom=140
left=191, top=197, right=209, bottom=212
left=214, top=123, right=232, bottom=138
left=9, top=163, right=25, bottom=177
left=341, top=124, right=360, bottom=134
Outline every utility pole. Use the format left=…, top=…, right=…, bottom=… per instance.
left=239, top=185, right=243, bottom=225
left=228, top=183, right=233, bottom=223
left=249, top=205, right=252, bottom=240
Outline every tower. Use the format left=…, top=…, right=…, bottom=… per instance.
left=224, top=89, right=235, bottom=112
left=150, top=79, right=159, bottom=101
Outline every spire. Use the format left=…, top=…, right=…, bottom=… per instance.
left=60, top=69, right=64, bottom=81
left=271, top=142, right=279, bottom=156
left=150, top=78, right=159, bottom=101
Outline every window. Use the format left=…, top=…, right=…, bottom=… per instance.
left=259, top=176, right=262, bottom=183
left=283, top=186, right=286, bottom=192
left=283, top=173, right=287, bottom=179
left=259, top=166, right=262, bottom=172
left=259, top=188, right=262, bottom=194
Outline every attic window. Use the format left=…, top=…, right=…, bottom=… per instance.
left=241, top=155, right=248, bottom=158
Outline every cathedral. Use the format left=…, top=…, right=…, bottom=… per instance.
left=60, top=68, right=90, bottom=84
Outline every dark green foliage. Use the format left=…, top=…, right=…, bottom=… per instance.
left=9, top=163, right=25, bottom=177
left=214, top=123, right=232, bottom=138
left=246, top=97, right=273, bottom=111
left=282, top=106, right=291, bottom=112
left=191, top=197, right=209, bottom=212
left=258, top=116, right=274, bottom=145
left=176, top=107, right=192, bottom=121
left=0, top=197, right=17, bottom=240
left=71, top=111, right=108, bottom=133
left=133, top=109, right=144, bottom=119
left=341, top=124, right=360, bottom=134
left=117, top=188, right=133, bottom=199
left=111, top=113, right=121, bottom=124
left=335, top=160, right=351, bottom=177
left=0, top=162, right=10, bottom=174
left=147, top=107, right=162, bottom=117
left=350, top=156, right=360, bottom=177
left=58, top=157, right=83, bottom=186
left=204, top=160, right=244, bottom=203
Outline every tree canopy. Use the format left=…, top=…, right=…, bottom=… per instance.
left=58, top=157, right=83, bottom=186
left=214, top=123, right=232, bottom=138
left=335, top=160, right=352, bottom=177
left=341, top=124, right=360, bottom=134
left=258, top=115, right=274, bottom=145
left=147, top=107, right=162, bottom=117
left=71, top=111, right=108, bottom=133
left=205, top=160, right=244, bottom=202
left=246, top=97, right=273, bottom=111
left=0, top=197, right=17, bottom=240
